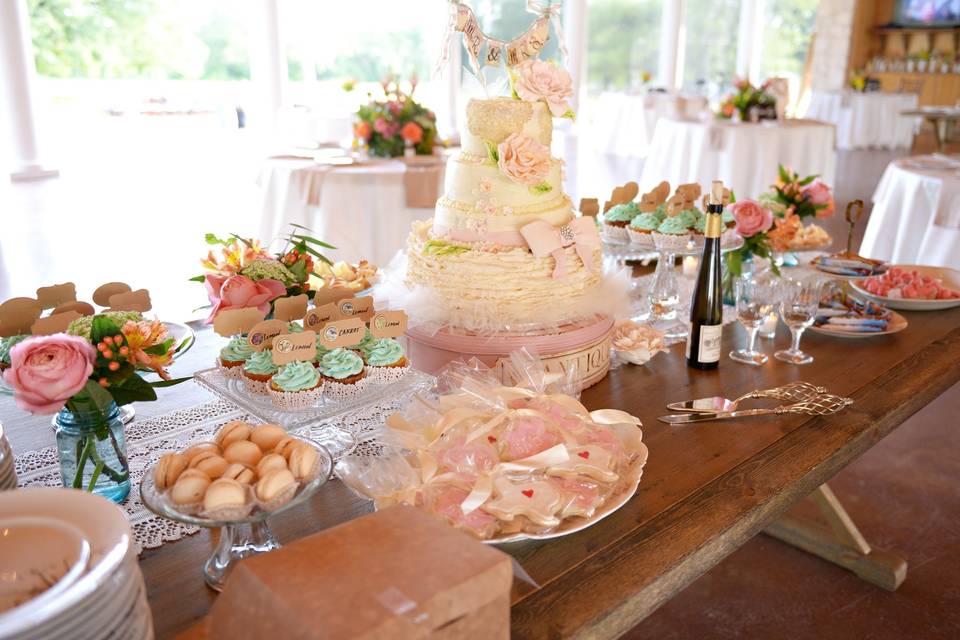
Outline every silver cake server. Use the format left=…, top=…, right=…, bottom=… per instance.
left=659, top=394, right=853, bottom=424
left=666, top=381, right=827, bottom=413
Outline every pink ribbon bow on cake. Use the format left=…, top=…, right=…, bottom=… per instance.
left=520, top=217, right=600, bottom=279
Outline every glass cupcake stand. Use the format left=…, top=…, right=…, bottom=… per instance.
left=141, top=438, right=334, bottom=591
left=604, top=233, right=743, bottom=340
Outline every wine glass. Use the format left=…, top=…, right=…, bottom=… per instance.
left=730, top=274, right=777, bottom=366
left=775, top=277, right=824, bottom=365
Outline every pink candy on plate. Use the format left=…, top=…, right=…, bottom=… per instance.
left=863, top=268, right=960, bottom=300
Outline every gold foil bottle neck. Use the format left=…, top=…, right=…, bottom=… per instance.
left=705, top=213, right=723, bottom=238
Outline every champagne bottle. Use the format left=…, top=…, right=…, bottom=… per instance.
left=686, top=180, right=725, bottom=370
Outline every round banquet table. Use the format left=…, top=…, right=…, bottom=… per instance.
left=257, top=155, right=446, bottom=265
left=860, top=155, right=960, bottom=269
left=804, top=90, right=919, bottom=150
left=639, top=117, right=837, bottom=199
left=590, top=92, right=709, bottom=158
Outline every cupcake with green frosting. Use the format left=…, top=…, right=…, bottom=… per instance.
left=287, top=322, right=304, bottom=333
left=656, top=216, right=689, bottom=235
left=627, top=212, right=660, bottom=246
left=0, top=334, right=30, bottom=371
left=268, top=360, right=323, bottom=410
left=652, top=204, right=667, bottom=223
left=362, top=338, right=407, bottom=368
left=677, top=208, right=701, bottom=229
left=317, top=347, right=366, bottom=385
left=722, top=208, right=736, bottom=229
left=242, top=349, right=279, bottom=393
left=219, top=335, right=254, bottom=370
left=602, top=202, right=638, bottom=242
left=352, top=328, right=376, bottom=355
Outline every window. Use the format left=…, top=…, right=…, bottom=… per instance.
left=759, top=0, right=818, bottom=104
left=681, top=0, right=741, bottom=99
left=586, top=0, right=662, bottom=94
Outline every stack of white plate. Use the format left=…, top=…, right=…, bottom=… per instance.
left=0, top=422, right=16, bottom=490
left=0, top=488, right=153, bottom=640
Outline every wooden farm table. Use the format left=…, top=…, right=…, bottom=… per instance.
left=3, top=305, right=960, bottom=639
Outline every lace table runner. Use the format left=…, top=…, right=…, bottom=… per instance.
left=13, top=392, right=409, bottom=555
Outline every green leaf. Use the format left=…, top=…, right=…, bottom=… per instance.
left=150, top=376, right=193, bottom=388
left=142, top=338, right=175, bottom=356
left=174, top=336, right=194, bottom=356
left=561, top=108, right=576, bottom=120
left=107, top=374, right=157, bottom=406
left=798, top=174, right=819, bottom=186
left=726, top=249, right=743, bottom=278
left=205, top=233, right=230, bottom=246
left=423, top=240, right=470, bottom=257
left=67, top=380, right=117, bottom=416
left=528, top=182, right=553, bottom=195
left=778, top=164, right=790, bottom=183
left=298, top=244, right=334, bottom=266
left=188, top=274, right=206, bottom=283
left=90, top=316, right=121, bottom=345
left=229, top=233, right=254, bottom=249
left=729, top=189, right=737, bottom=204
left=288, top=223, right=317, bottom=233
left=484, top=140, right=499, bottom=164
left=290, top=234, right=337, bottom=250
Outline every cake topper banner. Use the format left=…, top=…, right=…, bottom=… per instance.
left=435, top=0, right=566, bottom=83
left=272, top=331, right=317, bottom=365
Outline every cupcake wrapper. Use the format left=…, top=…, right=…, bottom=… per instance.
left=268, top=385, right=323, bottom=411
left=652, top=232, right=694, bottom=252
left=217, top=359, right=245, bottom=381
left=364, top=364, right=410, bottom=385
left=602, top=224, right=629, bottom=243
left=242, top=377, right=271, bottom=395
left=323, top=376, right=369, bottom=400
left=626, top=228, right=657, bottom=249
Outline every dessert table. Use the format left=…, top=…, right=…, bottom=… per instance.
left=590, top=92, right=709, bottom=158
left=639, top=118, right=837, bottom=199
left=257, top=155, right=446, bottom=264
left=805, top=90, right=918, bottom=150
left=4, top=289, right=959, bottom=638
left=861, top=155, right=960, bottom=270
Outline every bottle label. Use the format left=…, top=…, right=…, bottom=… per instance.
left=704, top=213, right=723, bottom=238
left=697, top=324, right=722, bottom=363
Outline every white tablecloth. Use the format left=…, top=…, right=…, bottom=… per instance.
left=590, top=92, right=709, bottom=158
left=861, top=155, right=960, bottom=269
left=639, top=118, right=837, bottom=199
left=804, top=91, right=918, bottom=150
left=258, top=157, right=445, bottom=266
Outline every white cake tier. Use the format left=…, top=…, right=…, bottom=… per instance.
left=405, top=220, right=602, bottom=329
left=462, top=98, right=552, bottom=157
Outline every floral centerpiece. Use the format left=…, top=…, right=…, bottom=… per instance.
left=353, top=75, right=438, bottom=158
left=2, top=312, right=190, bottom=502
left=193, top=226, right=334, bottom=323
left=717, top=78, right=777, bottom=121
left=759, top=164, right=836, bottom=222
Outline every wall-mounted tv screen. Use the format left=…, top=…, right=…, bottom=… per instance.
left=895, top=0, right=960, bottom=26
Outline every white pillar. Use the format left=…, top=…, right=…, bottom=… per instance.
left=445, top=39, right=461, bottom=138
left=658, top=0, right=684, bottom=91
left=0, top=0, right=58, bottom=181
left=249, top=0, right=286, bottom=131
left=564, top=0, right=588, bottom=115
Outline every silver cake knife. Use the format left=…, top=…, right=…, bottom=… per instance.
left=659, top=394, right=854, bottom=425
left=658, top=408, right=776, bottom=424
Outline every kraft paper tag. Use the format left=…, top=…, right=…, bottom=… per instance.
left=52, top=301, right=95, bottom=317
left=0, top=298, right=43, bottom=338
left=579, top=198, right=599, bottom=217
left=271, top=331, right=317, bottom=365
left=36, top=283, right=77, bottom=310
left=369, top=311, right=407, bottom=339
left=92, top=282, right=131, bottom=307
left=317, top=318, right=366, bottom=349
left=213, top=308, right=265, bottom=337
left=31, top=310, right=82, bottom=336
left=108, top=289, right=152, bottom=312
left=333, top=296, right=373, bottom=321
left=273, top=294, right=308, bottom=322
left=247, top=319, right=289, bottom=352
left=303, top=303, right=336, bottom=330
left=311, top=287, right=356, bottom=305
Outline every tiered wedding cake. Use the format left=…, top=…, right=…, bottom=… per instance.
left=377, top=60, right=628, bottom=387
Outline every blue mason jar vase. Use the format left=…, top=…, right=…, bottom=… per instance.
left=55, top=401, right=130, bottom=503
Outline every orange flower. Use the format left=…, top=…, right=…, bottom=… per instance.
left=401, top=121, right=423, bottom=144
left=200, top=238, right=268, bottom=275
left=355, top=121, right=372, bottom=140
left=768, top=212, right=802, bottom=252
left=121, top=320, right=174, bottom=379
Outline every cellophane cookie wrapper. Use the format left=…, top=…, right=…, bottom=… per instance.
left=337, top=349, right=647, bottom=541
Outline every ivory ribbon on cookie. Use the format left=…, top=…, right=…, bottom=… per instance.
left=589, top=409, right=643, bottom=426
left=520, top=217, right=600, bottom=279
left=459, top=443, right=571, bottom=515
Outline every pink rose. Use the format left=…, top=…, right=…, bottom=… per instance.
left=802, top=179, right=835, bottom=217
left=497, top=133, right=551, bottom=186
left=513, top=59, right=573, bottom=117
left=730, top=199, right=773, bottom=238
left=204, top=274, right=286, bottom=324
left=3, top=335, right=96, bottom=414
left=373, top=117, right=389, bottom=134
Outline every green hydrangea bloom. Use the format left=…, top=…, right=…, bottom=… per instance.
left=67, top=311, right=144, bottom=339
left=240, top=258, right=298, bottom=285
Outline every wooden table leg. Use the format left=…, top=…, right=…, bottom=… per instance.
left=763, top=483, right=908, bottom=591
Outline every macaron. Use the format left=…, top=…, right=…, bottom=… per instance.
left=255, top=468, right=297, bottom=503
left=154, top=452, right=188, bottom=491
left=223, top=440, right=263, bottom=467
left=288, top=445, right=319, bottom=481
left=250, top=424, right=287, bottom=452
left=203, top=478, right=248, bottom=513
left=256, top=453, right=287, bottom=477
left=222, top=463, right=257, bottom=485
left=188, top=451, right=228, bottom=479
left=170, top=472, right=211, bottom=505
left=216, top=421, right=252, bottom=448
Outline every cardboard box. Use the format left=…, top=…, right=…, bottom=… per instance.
left=209, top=506, right=513, bottom=639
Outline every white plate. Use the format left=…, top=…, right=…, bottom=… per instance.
left=0, top=517, right=90, bottom=621
left=810, top=310, right=908, bottom=339
left=0, top=489, right=132, bottom=639
left=851, top=265, right=960, bottom=311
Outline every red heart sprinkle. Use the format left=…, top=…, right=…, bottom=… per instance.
left=521, top=489, right=534, bottom=498
left=487, top=436, right=497, bottom=443
left=578, top=451, right=590, bottom=459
